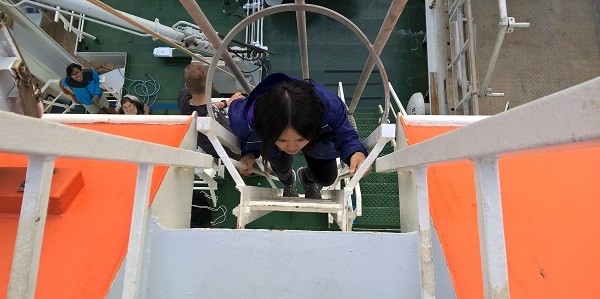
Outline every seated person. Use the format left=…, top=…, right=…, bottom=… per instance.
left=60, top=63, right=115, bottom=114
left=178, top=61, right=244, bottom=159
left=117, top=94, right=150, bottom=115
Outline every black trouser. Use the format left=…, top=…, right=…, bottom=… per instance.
left=269, top=152, right=338, bottom=187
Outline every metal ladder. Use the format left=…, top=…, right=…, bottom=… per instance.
left=197, top=116, right=395, bottom=231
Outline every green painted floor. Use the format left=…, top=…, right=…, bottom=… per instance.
left=79, top=0, right=427, bottom=230
left=79, top=0, right=427, bottom=111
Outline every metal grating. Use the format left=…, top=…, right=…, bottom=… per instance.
left=354, top=207, right=400, bottom=227
left=361, top=195, right=399, bottom=208
left=353, top=106, right=400, bottom=230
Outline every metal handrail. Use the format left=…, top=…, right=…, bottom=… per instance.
left=1, top=112, right=213, bottom=299
left=377, top=77, right=600, bottom=299
left=478, top=0, right=530, bottom=98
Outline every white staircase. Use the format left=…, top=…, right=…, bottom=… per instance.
left=107, top=218, right=436, bottom=299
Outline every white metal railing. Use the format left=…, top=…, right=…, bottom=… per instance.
left=447, top=0, right=529, bottom=115
left=1, top=112, right=213, bottom=299
left=477, top=0, right=530, bottom=98
left=40, top=74, right=125, bottom=115
left=54, top=9, right=96, bottom=42
left=378, top=82, right=406, bottom=122
left=0, top=0, right=150, bottom=38
left=443, top=0, right=529, bottom=114
left=389, top=82, right=407, bottom=117
left=375, top=82, right=405, bottom=150
left=446, top=0, right=479, bottom=114
left=376, top=77, right=600, bottom=298
left=40, top=79, right=76, bottom=114
left=332, top=82, right=363, bottom=218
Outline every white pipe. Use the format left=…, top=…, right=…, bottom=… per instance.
left=464, top=0, right=479, bottom=114
left=33, top=0, right=186, bottom=41
left=478, top=0, right=528, bottom=98
left=260, top=1, right=264, bottom=46
left=179, top=0, right=253, bottom=94
left=245, top=0, right=249, bottom=45
left=448, top=0, right=465, bottom=21
left=389, top=83, right=407, bottom=116
left=295, top=0, right=309, bottom=79
left=354, top=182, right=362, bottom=216
left=348, top=0, right=407, bottom=115
left=478, top=17, right=507, bottom=97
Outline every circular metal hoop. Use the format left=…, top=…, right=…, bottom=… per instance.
left=205, top=3, right=391, bottom=123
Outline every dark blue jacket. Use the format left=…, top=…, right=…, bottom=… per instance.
left=229, top=73, right=367, bottom=164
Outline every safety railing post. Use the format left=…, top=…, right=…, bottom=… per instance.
left=478, top=0, right=530, bottom=98
left=8, top=155, right=56, bottom=299
left=295, top=0, right=310, bottom=79
left=413, top=165, right=436, bottom=299
left=473, top=156, right=509, bottom=298
left=122, top=163, right=154, bottom=299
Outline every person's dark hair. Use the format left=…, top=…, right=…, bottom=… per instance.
left=118, top=96, right=145, bottom=115
left=254, top=79, right=324, bottom=168
left=66, top=63, right=83, bottom=76
left=184, top=62, right=207, bottom=95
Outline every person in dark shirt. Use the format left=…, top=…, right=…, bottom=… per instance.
left=177, top=62, right=243, bottom=159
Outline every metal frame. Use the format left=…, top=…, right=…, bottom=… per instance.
left=443, top=0, right=529, bottom=114
left=478, top=0, right=530, bottom=98
left=377, top=77, right=600, bottom=298
left=197, top=2, right=394, bottom=231
left=1, top=112, right=213, bottom=299
left=446, top=0, right=478, bottom=114
left=349, top=0, right=408, bottom=113
left=204, top=3, right=391, bottom=123
left=196, top=115, right=394, bottom=231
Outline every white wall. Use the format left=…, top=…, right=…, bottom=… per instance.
left=149, top=118, right=198, bottom=229
left=142, top=224, right=422, bottom=298
left=107, top=216, right=458, bottom=299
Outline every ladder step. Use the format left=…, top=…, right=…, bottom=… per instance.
left=240, top=186, right=347, bottom=213
left=248, top=197, right=342, bottom=213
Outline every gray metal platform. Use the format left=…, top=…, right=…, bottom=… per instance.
left=472, top=0, right=600, bottom=114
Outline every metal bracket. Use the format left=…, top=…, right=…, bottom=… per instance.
left=485, top=88, right=505, bottom=97
left=429, top=0, right=437, bottom=9
left=506, top=16, right=530, bottom=33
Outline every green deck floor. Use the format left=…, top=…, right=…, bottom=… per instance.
left=79, top=0, right=427, bottom=110
left=78, top=0, right=426, bottom=230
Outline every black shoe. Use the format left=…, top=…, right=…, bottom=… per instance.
left=298, top=167, right=322, bottom=199
left=282, top=170, right=298, bottom=197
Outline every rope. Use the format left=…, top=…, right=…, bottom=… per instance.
left=118, top=69, right=161, bottom=108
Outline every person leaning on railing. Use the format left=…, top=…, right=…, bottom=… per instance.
left=177, top=61, right=243, bottom=159
left=59, top=63, right=116, bottom=114
left=228, top=72, right=369, bottom=199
